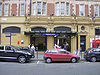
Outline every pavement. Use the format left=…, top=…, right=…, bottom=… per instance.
left=33, top=51, right=85, bottom=61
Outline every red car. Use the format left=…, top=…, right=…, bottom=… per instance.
left=44, top=49, right=80, bottom=63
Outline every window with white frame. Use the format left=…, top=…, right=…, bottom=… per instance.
left=33, top=2, right=36, bottom=15
left=94, top=5, right=99, bottom=17
left=55, top=2, right=60, bottom=16
left=42, top=2, right=46, bottom=15
left=79, top=4, right=85, bottom=16
left=21, top=4, right=24, bottom=16
left=61, top=2, right=65, bottom=16
left=0, top=3, right=2, bottom=16
left=4, top=4, right=8, bottom=16
left=66, top=3, right=69, bottom=16
left=37, top=2, right=41, bottom=15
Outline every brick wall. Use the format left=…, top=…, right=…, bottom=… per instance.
left=99, top=5, right=100, bottom=16
left=47, top=3, right=54, bottom=16
left=18, top=4, right=20, bottom=16
left=11, top=4, right=17, bottom=16
left=85, top=5, right=88, bottom=16
left=76, top=4, right=79, bottom=16
left=90, top=5, right=94, bottom=16
left=2, top=4, right=4, bottom=16
left=70, top=4, right=73, bottom=16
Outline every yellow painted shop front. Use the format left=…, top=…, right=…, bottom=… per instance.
left=1, top=16, right=100, bottom=53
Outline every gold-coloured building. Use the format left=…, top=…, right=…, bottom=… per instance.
left=0, top=0, right=100, bottom=52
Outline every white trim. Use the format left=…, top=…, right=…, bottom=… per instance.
left=0, top=3, right=2, bottom=16
left=0, top=56, right=17, bottom=59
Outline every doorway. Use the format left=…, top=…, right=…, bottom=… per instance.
left=30, top=35, right=47, bottom=51
left=54, top=36, right=71, bottom=52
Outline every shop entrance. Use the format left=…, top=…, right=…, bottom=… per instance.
left=30, top=35, right=47, bottom=51
left=54, top=36, right=71, bottom=52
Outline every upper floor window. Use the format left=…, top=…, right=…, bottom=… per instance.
left=55, top=2, right=60, bottom=16
left=32, top=2, right=46, bottom=16
left=61, top=2, right=65, bottom=16
left=0, top=3, right=2, bottom=16
left=4, top=4, right=8, bottom=16
left=79, top=4, right=85, bottom=16
left=94, top=5, right=99, bottom=17
left=33, top=2, right=36, bottom=15
left=42, top=2, right=46, bottom=15
left=55, top=2, right=70, bottom=16
left=66, top=3, right=69, bottom=16
left=20, top=4, right=24, bottom=16
left=37, top=2, right=41, bottom=15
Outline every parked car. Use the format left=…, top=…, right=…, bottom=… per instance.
left=0, top=45, right=34, bottom=63
left=84, top=48, right=100, bottom=62
left=44, top=48, right=80, bottom=63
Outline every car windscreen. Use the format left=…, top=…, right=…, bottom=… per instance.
left=11, top=46, right=21, bottom=51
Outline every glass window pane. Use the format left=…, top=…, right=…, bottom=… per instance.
left=37, top=2, right=41, bottom=15
left=0, top=46, right=4, bottom=50
left=80, top=4, right=85, bottom=16
left=43, top=2, right=46, bottom=15
left=66, top=3, right=69, bottom=16
left=55, top=2, right=59, bottom=16
left=21, top=4, right=24, bottom=16
left=52, top=49, right=58, bottom=54
left=0, top=3, right=2, bottom=16
left=61, top=2, right=65, bottom=16
left=4, top=4, right=8, bottom=16
left=94, top=5, right=98, bottom=17
left=33, top=2, right=36, bottom=15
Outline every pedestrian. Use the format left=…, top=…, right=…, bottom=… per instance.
left=31, top=44, right=35, bottom=56
left=28, top=44, right=31, bottom=49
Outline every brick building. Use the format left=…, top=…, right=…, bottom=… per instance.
left=0, top=0, right=100, bottom=52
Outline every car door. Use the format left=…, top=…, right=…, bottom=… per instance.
left=59, top=50, right=71, bottom=61
left=51, top=49, right=60, bottom=61
left=4, top=46, right=17, bottom=59
left=0, top=46, right=5, bottom=58
left=94, top=48, right=100, bottom=60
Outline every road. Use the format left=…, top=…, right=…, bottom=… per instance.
left=0, top=60, right=100, bottom=75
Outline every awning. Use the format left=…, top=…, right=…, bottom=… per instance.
left=24, top=31, right=77, bottom=36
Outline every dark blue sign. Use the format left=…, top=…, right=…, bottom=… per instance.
left=43, top=33, right=58, bottom=36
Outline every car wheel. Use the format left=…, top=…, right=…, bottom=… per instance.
left=46, top=58, right=52, bottom=63
left=18, top=55, right=26, bottom=63
left=91, top=57, right=96, bottom=62
left=71, top=58, right=77, bottom=63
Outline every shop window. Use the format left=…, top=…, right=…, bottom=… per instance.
left=95, top=27, right=100, bottom=35
left=31, top=27, right=46, bottom=31
left=3, top=26, right=21, bottom=33
left=80, top=36, right=86, bottom=51
left=54, top=26, right=71, bottom=32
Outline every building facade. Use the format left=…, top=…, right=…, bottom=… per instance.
left=0, top=0, right=100, bottom=52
